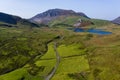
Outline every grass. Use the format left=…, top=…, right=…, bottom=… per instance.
left=56, top=56, right=89, bottom=73
left=87, top=19, right=112, bottom=28
left=49, top=15, right=90, bottom=27
left=52, top=56, right=90, bottom=80
left=41, top=43, right=86, bottom=59
left=36, top=59, right=56, bottom=76
left=0, top=68, right=27, bottom=80
left=40, top=43, right=56, bottom=59
left=84, top=29, right=120, bottom=80
left=57, top=44, right=87, bottom=57
left=87, top=46, right=120, bottom=80
left=0, top=68, right=44, bottom=80
left=35, top=43, right=56, bottom=76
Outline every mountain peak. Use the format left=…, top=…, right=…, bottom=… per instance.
left=29, top=9, right=89, bottom=24
left=33, top=9, right=76, bottom=18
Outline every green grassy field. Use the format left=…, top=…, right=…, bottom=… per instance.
left=35, top=43, right=56, bottom=76
left=57, top=44, right=87, bottom=57
left=52, top=56, right=89, bottom=80
left=40, top=43, right=56, bottom=59
left=34, top=42, right=90, bottom=80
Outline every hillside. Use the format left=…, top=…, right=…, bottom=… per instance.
left=0, top=12, right=39, bottom=28
left=29, top=9, right=90, bottom=24
left=49, top=15, right=91, bottom=27
left=48, top=17, right=112, bottom=28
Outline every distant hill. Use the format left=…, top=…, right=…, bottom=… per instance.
left=112, top=17, right=120, bottom=25
left=0, top=12, right=22, bottom=25
left=0, top=12, right=39, bottom=28
left=29, top=9, right=90, bottom=24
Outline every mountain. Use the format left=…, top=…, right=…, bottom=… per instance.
left=29, top=9, right=90, bottom=24
left=0, top=12, right=39, bottom=27
left=112, top=17, right=120, bottom=25
left=0, top=12, right=22, bottom=25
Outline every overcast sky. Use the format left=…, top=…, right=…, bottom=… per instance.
left=0, top=0, right=120, bottom=20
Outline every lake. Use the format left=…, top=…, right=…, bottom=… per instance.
left=74, top=28, right=112, bottom=35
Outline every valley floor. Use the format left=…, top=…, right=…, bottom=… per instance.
left=0, top=24, right=120, bottom=80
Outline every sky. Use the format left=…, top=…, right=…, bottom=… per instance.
left=0, top=0, right=120, bottom=20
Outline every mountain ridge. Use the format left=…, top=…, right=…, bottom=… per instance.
left=0, top=12, right=21, bottom=25
left=0, top=12, right=39, bottom=27
left=112, top=16, right=120, bottom=24
left=29, top=9, right=90, bottom=24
